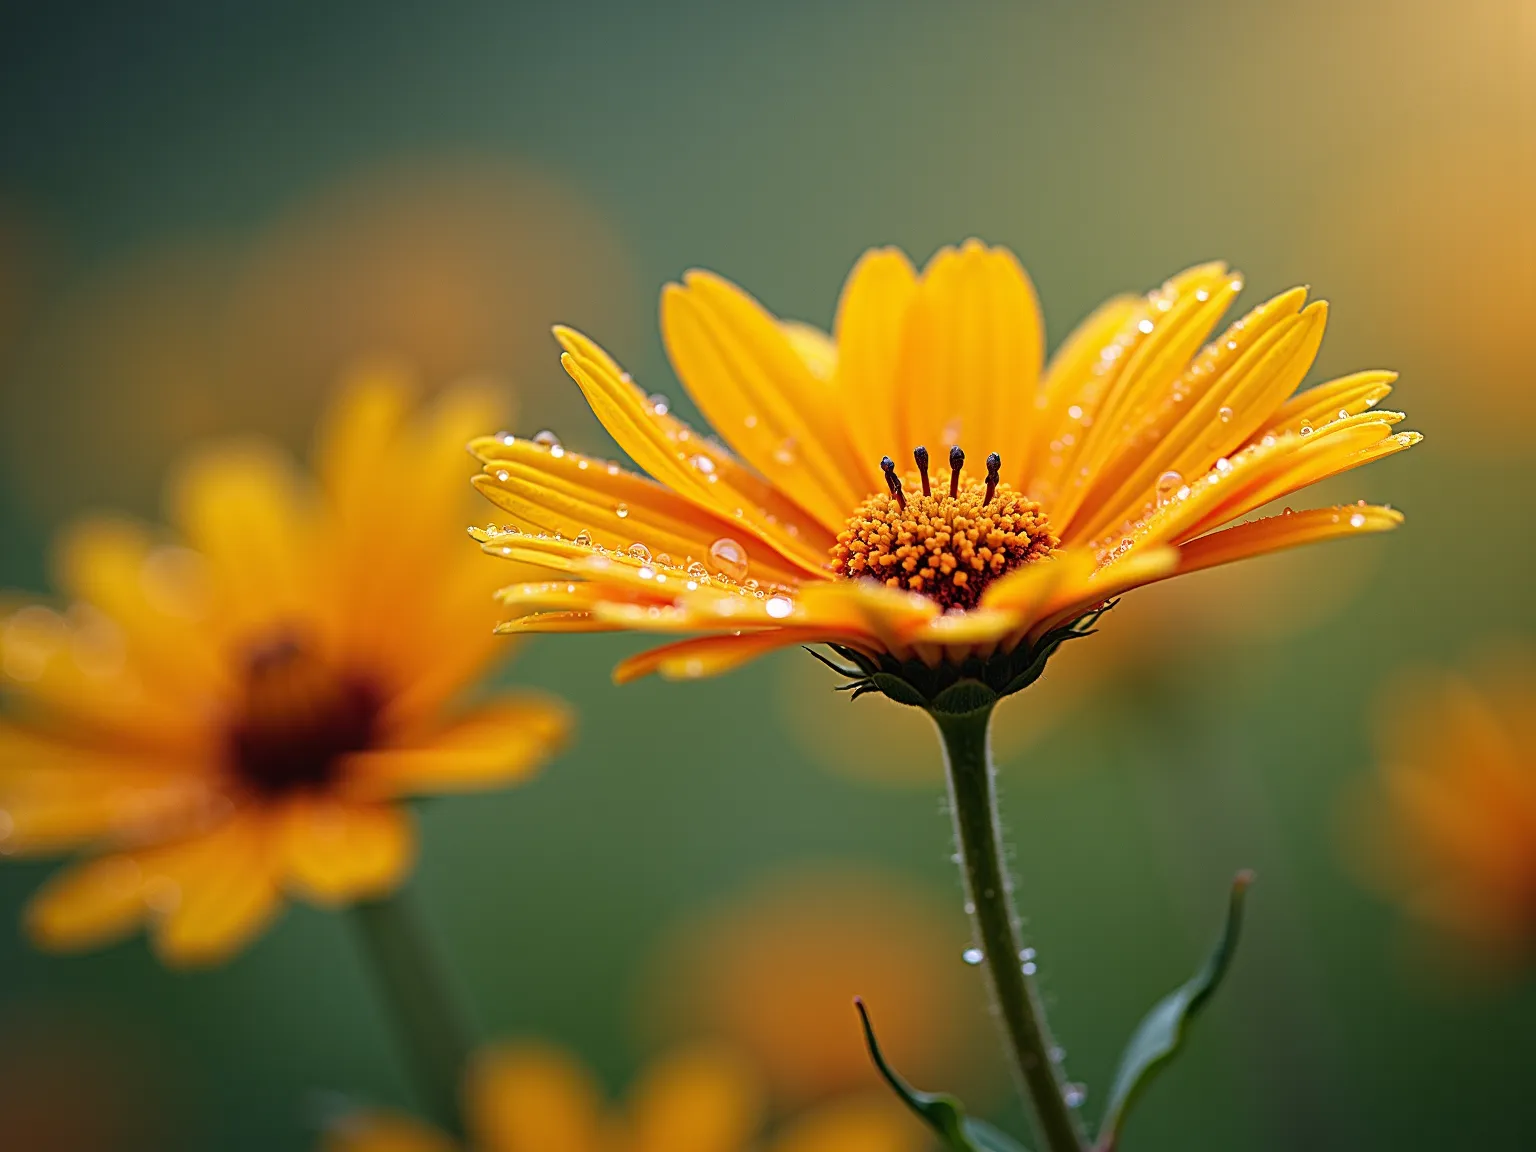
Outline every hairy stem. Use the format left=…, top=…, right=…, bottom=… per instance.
left=352, top=888, right=473, bottom=1138
left=933, top=704, right=1086, bottom=1152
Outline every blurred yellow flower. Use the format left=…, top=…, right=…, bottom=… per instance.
left=1350, top=652, right=1536, bottom=955
left=638, top=868, right=994, bottom=1109
left=0, top=367, right=570, bottom=967
left=324, top=1042, right=926, bottom=1152
left=472, top=241, right=1415, bottom=691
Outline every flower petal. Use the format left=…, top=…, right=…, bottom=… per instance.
left=661, top=271, right=865, bottom=529
left=280, top=799, right=415, bottom=905
left=894, top=240, right=1043, bottom=487
left=831, top=247, right=920, bottom=477
left=149, top=812, right=284, bottom=968
left=25, top=854, right=153, bottom=953
left=628, top=1046, right=766, bottom=1152
left=466, top=1043, right=604, bottom=1152
left=1174, top=504, right=1404, bottom=577
left=343, top=695, right=572, bottom=798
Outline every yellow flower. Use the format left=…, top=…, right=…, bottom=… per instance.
left=471, top=240, right=1416, bottom=698
left=1350, top=654, right=1536, bottom=954
left=324, top=1042, right=926, bottom=1152
left=0, top=367, right=571, bottom=967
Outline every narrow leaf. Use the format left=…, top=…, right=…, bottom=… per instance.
left=1095, top=871, right=1254, bottom=1150
left=855, top=999, right=1033, bottom=1152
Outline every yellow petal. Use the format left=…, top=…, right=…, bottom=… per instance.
left=627, top=1046, right=765, bottom=1152
left=552, top=330, right=831, bottom=571
left=465, top=1043, right=604, bottom=1152
left=1175, top=504, right=1403, bottom=577
left=831, top=247, right=919, bottom=478
left=25, top=854, right=152, bottom=953
left=894, top=240, right=1043, bottom=488
left=661, top=272, right=864, bottom=528
left=767, top=1094, right=928, bottom=1152
left=280, top=799, right=415, bottom=905
left=149, top=813, right=284, bottom=968
left=344, top=696, right=572, bottom=798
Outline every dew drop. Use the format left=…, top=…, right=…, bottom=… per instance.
left=495, top=469, right=509, bottom=482
left=647, top=393, right=670, bottom=416
left=1137, top=318, right=1155, bottom=334
left=1064, top=1084, right=1087, bottom=1108
left=573, top=530, right=593, bottom=547
left=1299, top=423, right=1313, bottom=436
left=654, top=552, right=673, bottom=567
left=1155, top=470, right=1183, bottom=506
left=1350, top=511, right=1367, bottom=528
left=691, top=454, right=716, bottom=475
left=709, top=537, right=749, bottom=582
left=773, top=438, right=797, bottom=466
left=1218, top=405, right=1233, bottom=423
left=1067, top=404, right=1084, bottom=420
left=628, top=543, right=652, bottom=562
left=1194, top=287, right=1210, bottom=302
left=686, top=561, right=710, bottom=581
left=1022, top=961, right=1038, bottom=975
left=765, top=595, right=793, bottom=619
left=744, top=414, right=759, bottom=429
left=532, top=429, right=561, bottom=449
left=1019, top=947, right=1036, bottom=962
left=494, top=430, right=515, bottom=446
left=615, top=504, right=630, bottom=519
left=1338, top=408, right=1350, bottom=421
left=962, top=947, right=985, bottom=966
left=1214, top=456, right=1232, bottom=474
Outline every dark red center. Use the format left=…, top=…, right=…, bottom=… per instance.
left=226, top=634, right=380, bottom=796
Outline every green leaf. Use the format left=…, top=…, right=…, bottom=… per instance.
left=1095, top=871, right=1254, bottom=1151
left=855, top=999, right=1033, bottom=1152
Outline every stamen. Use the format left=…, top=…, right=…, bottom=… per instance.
left=985, top=453, right=1001, bottom=505
left=880, top=455, right=906, bottom=510
left=949, top=446, right=964, bottom=499
left=913, top=446, right=931, bottom=496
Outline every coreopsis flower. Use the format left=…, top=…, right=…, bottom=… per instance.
left=0, top=368, right=570, bottom=967
left=1352, top=655, right=1536, bottom=954
left=324, top=1042, right=925, bottom=1152
left=471, top=240, right=1416, bottom=705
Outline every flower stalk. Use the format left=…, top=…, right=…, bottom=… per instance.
left=352, top=888, right=473, bottom=1139
left=933, top=703, right=1086, bottom=1152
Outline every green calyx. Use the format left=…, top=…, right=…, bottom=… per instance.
left=807, top=603, right=1114, bottom=715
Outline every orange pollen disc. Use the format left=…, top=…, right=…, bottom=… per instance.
left=832, top=474, right=1059, bottom=611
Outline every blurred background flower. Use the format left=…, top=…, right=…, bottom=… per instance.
left=324, top=1040, right=926, bottom=1152
left=1344, top=649, right=1536, bottom=967
left=0, top=2, right=1532, bottom=1150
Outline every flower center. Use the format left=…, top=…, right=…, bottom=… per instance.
left=832, top=447, right=1058, bottom=611
left=226, top=633, right=380, bottom=797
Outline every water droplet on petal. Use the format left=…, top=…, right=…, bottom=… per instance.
left=1137, top=318, right=1155, bottom=334
left=533, top=429, right=561, bottom=449
left=654, top=552, right=673, bottom=567
left=1299, top=423, right=1313, bottom=436
left=615, top=504, right=630, bottom=519
left=1064, top=1083, right=1087, bottom=1108
left=573, top=530, right=593, bottom=547
left=962, top=947, right=985, bottom=966
left=709, top=537, right=749, bottom=582
left=628, top=543, right=651, bottom=562
left=1218, top=405, right=1233, bottom=423
left=686, top=561, right=710, bottom=581
left=765, top=595, right=793, bottom=619
left=1350, top=511, right=1367, bottom=528
left=691, top=454, right=716, bottom=475
left=647, top=393, right=670, bottom=416
left=1155, top=470, right=1183, bottom=506
left=1019, top=947, right=1036, bottom=962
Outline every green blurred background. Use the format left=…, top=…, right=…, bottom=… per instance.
left=1, top=1, right=1533, bottom=1148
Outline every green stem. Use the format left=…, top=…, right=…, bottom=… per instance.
left=932, top=704, right=1086, bottom=1152
left=352, top=888, right=474, bottom=1138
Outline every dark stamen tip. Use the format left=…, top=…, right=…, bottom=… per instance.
left=984, top=452, right=1001, bottom=504
left=948, top=446, right=964, bottom=499
left=880, top=455, right=906, bottom=509
left=913, top=446, right=931, bottom=495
